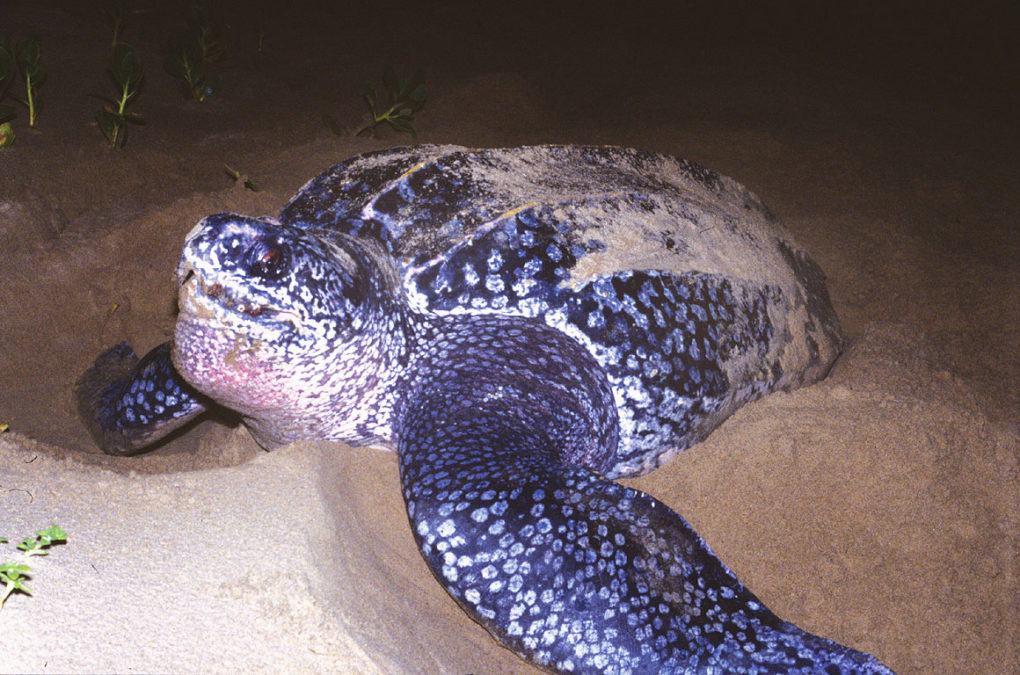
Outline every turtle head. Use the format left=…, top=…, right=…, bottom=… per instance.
left=172, top=214, right=404, bottom=444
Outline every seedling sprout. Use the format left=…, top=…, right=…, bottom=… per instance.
left=95, top=42, right=145, bottom=147
left=15, top=37, right=45, bottom=127
left=163, top=2, right=223, bottom=101
left=0, top=526, right=67, bottom=610
left=325, top=66, right=426, bottom=140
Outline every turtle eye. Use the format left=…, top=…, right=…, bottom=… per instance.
left=248, top=239, right=289, bottom=280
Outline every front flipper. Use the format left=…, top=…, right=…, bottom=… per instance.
left=76, top=341, right=207, bottom=455
left=399, top=415, right=895, bottom=674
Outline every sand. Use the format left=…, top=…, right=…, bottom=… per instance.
left=1, top=2, right=1016, bottom=673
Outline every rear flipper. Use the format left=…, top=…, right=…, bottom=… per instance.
left=75, top=341, right=207, bottom=455
left=400, top=415, right=896, bottom=674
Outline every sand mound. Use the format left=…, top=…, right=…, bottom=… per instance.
left=1, top=3, right=1015, bottom=673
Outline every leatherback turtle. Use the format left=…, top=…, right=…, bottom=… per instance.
left=77, top=145, right=894, bottom=674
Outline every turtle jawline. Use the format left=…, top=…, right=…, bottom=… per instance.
left=216, top=295, right=301, bottom=328
left=189, top=279, right=302, bottom=330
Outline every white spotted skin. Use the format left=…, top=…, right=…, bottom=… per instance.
left=395, top=314, right=890, bottom=674
left=283, top=145, right=844, bottom=478
left=79, top=146, right=896, bottom=674
left=172, top=214, right=413, bottom=449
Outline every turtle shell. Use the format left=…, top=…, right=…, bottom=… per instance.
left=280, top=145, right=843, bottom=476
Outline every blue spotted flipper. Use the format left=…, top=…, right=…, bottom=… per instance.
left=397, top=314, right=894, bottom=674
left=404, top=449, right=895, bottom=673
left=75, top=341, right=207, bottom=455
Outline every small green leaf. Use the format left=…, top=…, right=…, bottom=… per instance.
left=0, top=46, right=15, bottom=95
left=96, top=109, right=118, bottom=138
left=111, top=42, right=143, bottom=88
left=224, top=164, right=260, bottom=192
left=347, top=66, right=426, bottom=140
left=0, top=560, right=34, bottom=607
left=1, top=525, right=67, bottom=609
left=1, top=561, right=33, bottom=583
left=18, top=525, right=66, bottom=556
left=16, top=38, right=41, bottom=70
left=36, top=526, right=67, bottom=546
left=0, top=562, right=30, bottom=574
left=163, top=32, right=200, bottom=81
left=98, top=42, right=143, bottom=146
left=162, top=15, right=221, bottom=101
left=29, top=63, right=47, bottom=88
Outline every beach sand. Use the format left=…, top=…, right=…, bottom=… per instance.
left=1, top=2, right=1016, bottom=673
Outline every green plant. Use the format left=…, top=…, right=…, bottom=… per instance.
left=325, top=66, right=426, bottom=140
left=224, top=164, right=259, bottom=191
left=16, top=526, right=67, bottom=556
left=1, top=526, right=67, bottom=610
left=100, top=0, right=132, bottom=48
left=0, top=561, right=31, bottom=608
left=185, top=2, right=222, bottom=62
left=95, top=42, right=145, bottom=147
left=0, top=43, right=15, bottom=119
left=162, top=2, right=223, bottom=101
left=15, top=37, right=45, bottom=127
left=0, top=43, right=15, bottom=146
